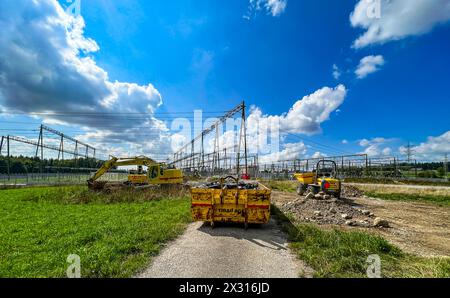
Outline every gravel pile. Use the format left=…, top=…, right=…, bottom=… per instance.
left=280, top=185, right=384, bottom=227
left=341, top=185, right=365, bottom=198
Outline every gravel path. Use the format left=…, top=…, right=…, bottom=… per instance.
left=137, top=219, right=311, bottom=278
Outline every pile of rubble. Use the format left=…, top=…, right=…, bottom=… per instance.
left=340, top=184, right=365, bottom=198
left=280, top=186, right=389, bottom=228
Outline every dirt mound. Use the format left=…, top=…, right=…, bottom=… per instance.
left=280, top=196, right=376, bottom=227
left=341, top=185, right=364, bottom=198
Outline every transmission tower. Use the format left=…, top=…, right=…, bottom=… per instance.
left=405, top=141, right=414, bottom=162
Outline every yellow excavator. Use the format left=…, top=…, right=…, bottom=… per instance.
left=87, top=156, right=184, bottom=190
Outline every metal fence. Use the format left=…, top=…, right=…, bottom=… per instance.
left=1, top=154, right=448, bottom=186
left=0, top=172, right=129, bottom=187
left=254, top=154, right=449, bottom=182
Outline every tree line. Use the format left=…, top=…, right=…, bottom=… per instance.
left=0, top=156, right=106, bottom=174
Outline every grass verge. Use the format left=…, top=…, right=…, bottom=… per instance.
left=272, top=206, right=450, bottom=278
left=0, top=186, right=191, bottom=277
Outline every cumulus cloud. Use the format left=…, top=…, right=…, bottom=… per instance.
left=248, top=85, right=347, bottom=137
left=0, top=0, right=171, bottom=158
left=399, top=131, right=450, bottom=161
left=359, top=137, right=393, bottom=157
left=350, top=0, right=450, bottom=48
left=259, top=142, right=306, bottom=164
left=311, top=151, right=326, bottom=159
left=245, top=0, right=287, bottom=19
left=355, top=55, right=385, bottom=79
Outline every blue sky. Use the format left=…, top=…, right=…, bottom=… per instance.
left=0, top=0, right=449, bottom=161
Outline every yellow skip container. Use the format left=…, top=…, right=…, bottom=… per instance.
left=190, top=178, right=271, bottom=228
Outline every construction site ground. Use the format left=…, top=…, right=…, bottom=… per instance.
left=135, top=182, right=449, bottom=278
left=273, top=184, right=450, bottom=258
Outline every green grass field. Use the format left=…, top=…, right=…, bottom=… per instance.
left=0, top=186, right=191, bottom=277
left=263, top=180, right=297, bottom=193
left=273, top=207, right=450, bottom=278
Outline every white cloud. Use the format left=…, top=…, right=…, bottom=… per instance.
left=400, top=131, right=450, bottom=161
left=259, top=142, right=306, bottom=164
left=311, top=151, right=326, bottom=159
left=208, top=86, right=346, bottom=161
left=265, top=0, right=288, bottom=16
left=355, top=55, right=385, bottom=79
left=350, top=0, right=450, bottom=48
left=0, top=0, right=171, bottom=159
left=332, top=64, right=341, bottom=80
left=245, top=0, right=287, bottom=19
left=359, top=137, right=393, bottom=157
left=359, top=137, right=387, bottom=147
left=248, top=85, right=347, bottom=137
left=382, top=147, right=392, bottom=156
left=342, top=139, right=348, bottom=144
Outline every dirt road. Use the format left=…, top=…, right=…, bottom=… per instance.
left=137, top=219, right=312, bottom=278
left=354, top=196, right=450, bottom=257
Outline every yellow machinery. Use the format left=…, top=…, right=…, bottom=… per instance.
left=190, top=176, right=271, bottom=229
left=294, top=160, right=341, bottom=198
left=87, top=156, right=183, bottom=190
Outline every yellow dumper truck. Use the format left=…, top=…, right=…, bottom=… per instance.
left=294, top=160, right=341, bottom=199
left=190, top=176, right=271, bottom=229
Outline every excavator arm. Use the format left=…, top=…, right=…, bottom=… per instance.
left=87, top=156, right=157, bottom=184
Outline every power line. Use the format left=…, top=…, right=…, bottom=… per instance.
left=283, top=132, right=353, bottom=156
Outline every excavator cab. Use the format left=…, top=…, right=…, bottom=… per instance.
left=147, top=164, right=183, bottom=185
left=126, top=164, right=184, bottom=186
